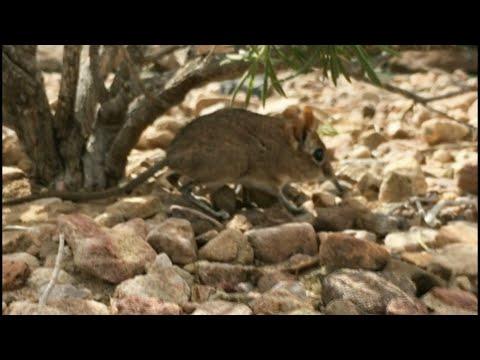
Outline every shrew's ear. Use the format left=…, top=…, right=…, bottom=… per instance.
left=283, top=105, right=320, bottom=149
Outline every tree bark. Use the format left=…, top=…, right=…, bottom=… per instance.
left=2, top=45, right=62, bottom=184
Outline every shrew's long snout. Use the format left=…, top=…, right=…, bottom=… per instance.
left=322, top=160, right=344, bottom=194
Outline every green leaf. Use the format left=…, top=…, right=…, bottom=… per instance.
left=245, top=63, right=258, bottom=107
left=353, top=45, right=381, bottom=85
left=231, top=68, right=251, bottom=106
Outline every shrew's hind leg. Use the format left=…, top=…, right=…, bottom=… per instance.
left=179, top=183, right=230, bottom=220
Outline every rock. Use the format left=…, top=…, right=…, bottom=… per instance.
left=38, top=283, right=92, bottom=301
left=349, top=145, right=371, bottom=159
left=211, top=185, right=237, bottom=215
left=174, top=266, right=195, bottom=287
left=313, top=206, right=361, bottom=231
left=383, top=259, right=446, bottom=296
left=246, top=223, right=318, bottom=263
left=362, top=212, right=406, bottom=236
left=198, top=229, right=254, bottom=264
left=147, top=218, right=197, bottom=265
left=421, top=118, right=470, bottom=145
left=2, top=230, right=28, bottom=254
left=58, top=213, right=156, bottom=284
left=2, top=126, right=32, bottom=171
left=7, top=301, right=66, bottom=315
left=2, top=302, right=6, bottom=314
left=226, top=214, right=253, bottom=232
left=95, top=195, right=164, bottom=227
left=390, top=48, right=478, bottom=73
left=250, top=288, right=312, bottom=315
left=112, top=296, right=182, bottom=315
left=136, top=127, right=175, bottom=150
left=190, top=284, right=216, bottom=303
left=257, top=272, right=296, bottom=293
left=383, top=157, right=427, bottom=196
left=454, top=276, right=473, bottom=292
left=194, top=229, right=219, bottom=246
left=357, top=172, right=381, bottom=200
left=400, top=251, right=434, bottom=268
left=428, top=243, right=478, bottom=279
left=7, top=299, right=110, bottom=315
left=2, top=259, right=30, bottom=291
left=319, top=233, right=389, bottom=270
left=360, top=130, right=386, bottom=150
left=468, top=99, right=477, bottom=127
left=194, top=261, right=259, bottom=290
left=272, top=281, right=308, bottom=301
left=21, top=224, right=58, bottom=260
left=2, top=252, right=40, bottom=271
left=322, top=269, right=427, bottom=314
left=378, top=172, right=414, bottom=202
left=341, top=230, right=377, bottom=243
left=422, top=287, right=478, bottom=315
left=17, top=198, right=63, bottom=223
left=456, top=162, right=478, bottom=194
left=112, top=218, right=150, bottom=240
left=436, top=221, right=477, bottom=245
left=312, top=191, right=337, bottom=207
left=28, top=267, right=76, bottom=289
left=169, top=205, right=224, bottom=235
left=386, top=298, right=429, bottom=315
left=324, top=299, right=363, bottom=315
left=380, top=270, right=417, bottom=297
left=384, top=227, right=439, bottom=253
left=115, top=268, right=190, bottom=304
left=2, top=166, right=26, bottom=183
left=192, top=300, right=253, bottom=315
left=432, top=149, right=454, bottom=163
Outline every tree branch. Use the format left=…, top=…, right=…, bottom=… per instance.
left=54, top=45, right=82, bottom=138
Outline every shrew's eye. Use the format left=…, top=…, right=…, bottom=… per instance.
left=313, top=148, right=324, bottom=162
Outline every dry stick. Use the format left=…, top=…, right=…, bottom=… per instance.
left=39, top=233, right=65, bottom=306
left=355, top=74, right=477, bottom=129
left=423, top=197, right=478, bottom=227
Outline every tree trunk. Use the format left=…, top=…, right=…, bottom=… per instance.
left=2, top=45, right=62, bottom=185
left=2, top=45, right=249, bottom=192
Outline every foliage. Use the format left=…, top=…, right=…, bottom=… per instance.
left=223, top=45, right=396, bottom=107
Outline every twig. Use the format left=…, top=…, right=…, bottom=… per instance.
left=39, top=233, right=65, bottom=306
left=423, top=196, right=477, bottom=227
left=356, top=76, right=477, bottom=129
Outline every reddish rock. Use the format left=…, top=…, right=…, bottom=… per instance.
left=2, top=259, right=30, bottom=291
left=58, top=213, right=156, bottom=284
left=198, top=229, right=253, bottom=264
left=429, top=287, right=478, bottom=313
left=319, top=233, right=390, bottom=270
left=250, top=288, right=312, bottom=315
left=147, top=218, right=197, bottom=265
left=113, top=296, right=182, bottom=315
left=192, top=300, right=252, bottom=315
left=246, top=222, right=318, bottom=263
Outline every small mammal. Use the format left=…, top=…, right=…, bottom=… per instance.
left=3, top=108, right=342, bottom=218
